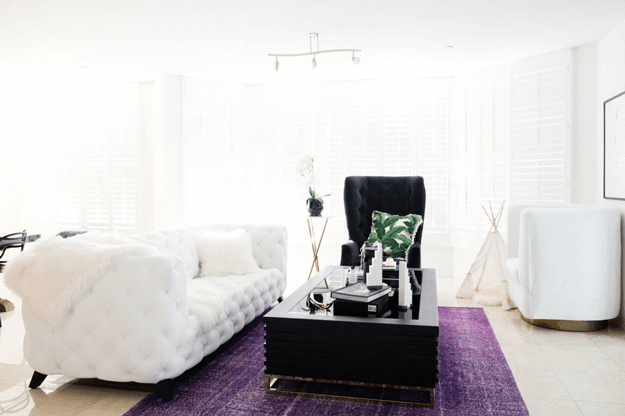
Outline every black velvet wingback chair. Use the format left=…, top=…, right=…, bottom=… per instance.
left=340, top=176, right=426, bottom=268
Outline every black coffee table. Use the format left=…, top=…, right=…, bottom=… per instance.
left=264, top=266, right=439, bottom=408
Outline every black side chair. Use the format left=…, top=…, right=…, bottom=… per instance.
left=340, top=176, right=426, bottom=268
left=0, top=231, right=27, bottom=323
left=0, top=231, right=27, bottom=274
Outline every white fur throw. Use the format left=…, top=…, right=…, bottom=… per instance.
left=196, top=229, right=260, bottom=277
left=3, top=233, right=158, bottom=328
left=186, top=278, right=227, bottom=331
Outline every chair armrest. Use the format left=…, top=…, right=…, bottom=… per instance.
left=340, top=240, right=360, bottom=267
left=406, top=242, right=421, bottom=268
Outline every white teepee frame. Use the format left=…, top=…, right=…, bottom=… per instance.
left=456, top=201, right=515, bottom=310
left=472, top=201, right=505, bottom=289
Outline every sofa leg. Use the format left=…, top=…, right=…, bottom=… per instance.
left=277, top=296, right=283, bottom=303
left=157, top=379, right=174, bottom=402
left=29, top=371, right=47, bottom=388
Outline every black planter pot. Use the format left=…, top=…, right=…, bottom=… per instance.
left=307, top=198, right=324, bottom=216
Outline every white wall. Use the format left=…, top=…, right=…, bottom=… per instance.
left=571, top=45, right=598, bottom=204
left=597, top=18, right=625, bottom=326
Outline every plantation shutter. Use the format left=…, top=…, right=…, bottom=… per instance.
left=191, top=79, right=452, bottom=246
left=23, top=84, right=142, bottom=235
left=182, top=78, right=249, bottom=224
left=312, top=83, right=347, bottom=220
left=479, top=67, right=509, bottom=239
left=279, top=85, right=313, bottom=223
left=182, top=77, right=213, bottom=222
left=415, top=80, right=451, bottom=242
left=85, top=85, right=141, bottom=232
left=23, top=90, right=83, bottom=233
left=510, top=50, right=570, bottom=204
left=347, top=82, right=382, bottom=175
left=249, top=86, right=281, bottom=223
left=452, top=76, right=481, bottom=247
left=311, top=83, right=348, bottom=242
left=382, top=81, right=416, bottom=177
left=56, top=112, right=84, bottom=232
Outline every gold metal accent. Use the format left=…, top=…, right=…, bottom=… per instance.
left=265, top=374, right=435, bottom=408
left=0, top=298, right=15, bottom=312
left=306, top=217, right=330, bottom=288
left=307, top=296, right=334, bottom=311
left=520, top=312, right=608, bottom=332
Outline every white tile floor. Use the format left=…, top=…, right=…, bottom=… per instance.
left=1, top=275, right=624, bottom=415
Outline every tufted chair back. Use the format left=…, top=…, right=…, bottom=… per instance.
left=343, top=176, right=426, bottom=249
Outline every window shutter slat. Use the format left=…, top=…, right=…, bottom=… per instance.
left=510, top=50, right=570, bottom=205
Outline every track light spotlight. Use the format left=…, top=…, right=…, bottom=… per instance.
left=352, top=52, right=360, bottom=66
left=311, top=55, right=317, bottom=69
left=274, top=57, right=279, bottom=72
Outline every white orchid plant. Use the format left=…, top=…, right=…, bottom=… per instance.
left=297, top=155, right=330, bottom=203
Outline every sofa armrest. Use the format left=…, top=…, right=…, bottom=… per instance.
left=23, top=252, right=199, bottom=383
left=245, top=225, right=287, bottom=274
left=340, top=240, right=360, bottom=267
left=406, top=242, right=421, bottom=268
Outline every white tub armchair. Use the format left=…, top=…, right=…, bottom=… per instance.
left=506, top=205, right=621, bottom=331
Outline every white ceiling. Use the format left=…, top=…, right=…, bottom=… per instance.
left=2, top=0, right=625, bottom=85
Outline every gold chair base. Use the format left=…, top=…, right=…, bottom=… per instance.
left=520, top=312, right=607, bottom=332
left=0, top=298, right=15, bottom=313
left=265, top=374, right=435, bottom=408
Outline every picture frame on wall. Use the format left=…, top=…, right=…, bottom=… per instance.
left=604, top=90, right=625, bottom=200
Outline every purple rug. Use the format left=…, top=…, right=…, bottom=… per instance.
left=125, top=307, right=528, bottom=415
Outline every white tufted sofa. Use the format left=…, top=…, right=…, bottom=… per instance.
left=24, top=224, right=287, bottom=400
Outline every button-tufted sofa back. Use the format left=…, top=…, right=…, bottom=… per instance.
left=129, top=224, right=287, bottom=280
left=343, top=176, right=426, bottom=249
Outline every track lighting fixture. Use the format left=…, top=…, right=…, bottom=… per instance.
left=269, top=33, right=361, bottom=71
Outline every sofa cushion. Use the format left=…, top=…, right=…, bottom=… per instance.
left=196, top=229, right=260, bottom=277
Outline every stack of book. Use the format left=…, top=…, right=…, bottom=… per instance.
left=331, top=283, right=392, bottom=318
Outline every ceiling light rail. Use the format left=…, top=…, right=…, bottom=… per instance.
left=269, top=33, right=361, bottom=71
left=269, top=48, right=363, bottom=57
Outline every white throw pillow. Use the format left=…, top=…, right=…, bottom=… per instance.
left=196, top=229, right=260, bottom=277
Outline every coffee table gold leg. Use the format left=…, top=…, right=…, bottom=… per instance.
left=265, top=375, right=278, bottom=393
left=265, top=374, right=435, bottom=408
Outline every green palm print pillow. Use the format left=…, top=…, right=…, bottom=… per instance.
left=367, top=211, right=423, bottom=259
